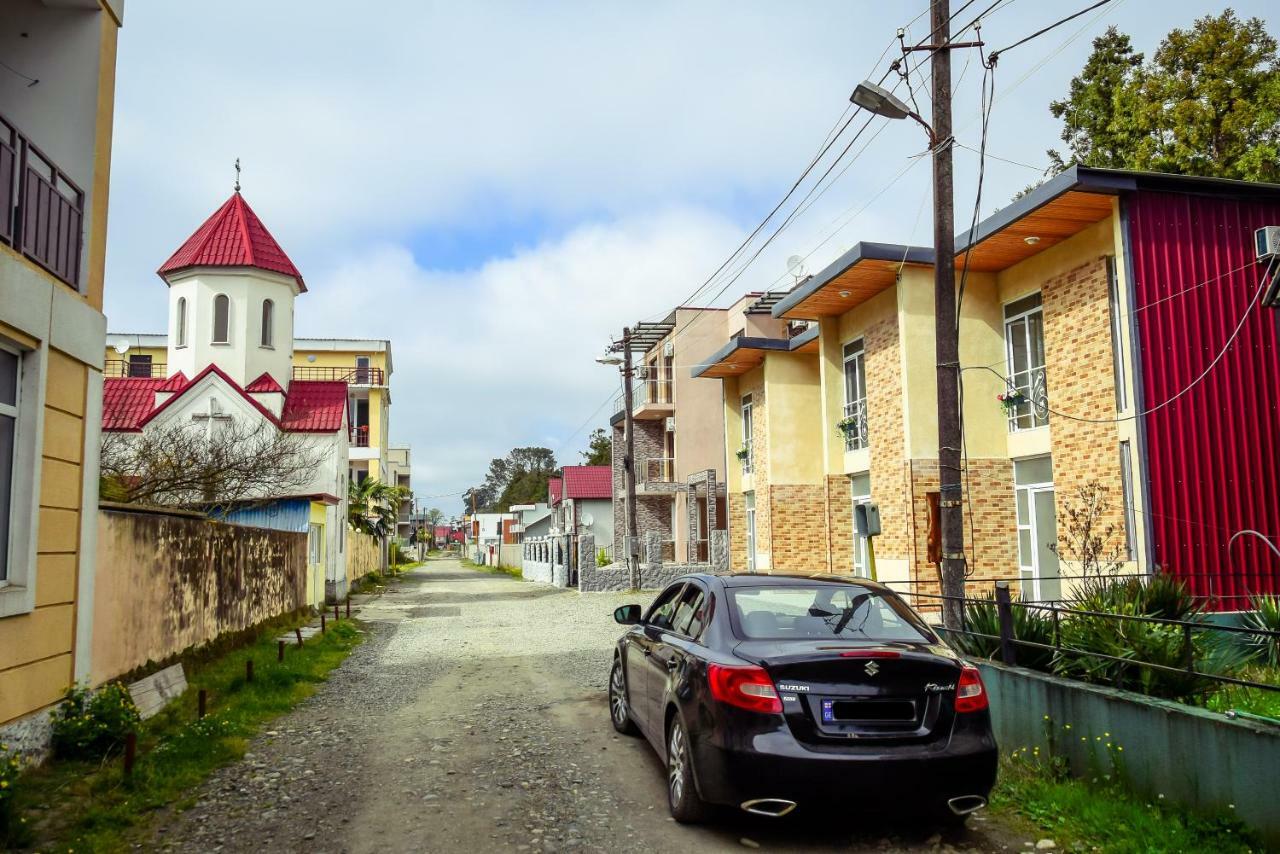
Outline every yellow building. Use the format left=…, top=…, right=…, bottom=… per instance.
left=105, top=334, right=398, bottom=488
left=0, top=0, right=124, bottom=741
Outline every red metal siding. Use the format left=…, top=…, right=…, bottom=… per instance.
left=1128, top=190, right=1280, bottom=607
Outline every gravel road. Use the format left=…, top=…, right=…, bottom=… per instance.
left=151, top=559, right=1030, bottom=853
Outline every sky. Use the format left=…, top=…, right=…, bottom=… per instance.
left=103, top=0, right=1273, bottom=512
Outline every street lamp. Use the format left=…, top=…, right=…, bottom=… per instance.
left=850, top=80, right=936, bottom=145
left=595, top=354, right=623, bottom=367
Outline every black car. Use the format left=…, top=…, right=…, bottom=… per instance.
left=608, top=573, right=997, bottom=823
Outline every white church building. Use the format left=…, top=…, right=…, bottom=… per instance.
left=102, top=191, right=351, bottom=605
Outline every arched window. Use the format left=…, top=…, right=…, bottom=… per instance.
left=176, top=297, right=188, bottom=347
left=260, top=299, right=274, bottom=347
left=212, top=294, right=230, bottom=344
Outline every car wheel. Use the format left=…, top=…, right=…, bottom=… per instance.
left=608, top=659, right=638, bottom=735
left=666, top=716, right=707, bottom=823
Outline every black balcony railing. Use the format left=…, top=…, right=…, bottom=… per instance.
left=105, top=360, right=167, bottom=379
left=1, top=112, right=85, bottom=290
left=293, top=365, right=384, bottom=385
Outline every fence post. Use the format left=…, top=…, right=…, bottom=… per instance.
left=1050, top=601, right=1060, bottom=651
left=123, top=731, right=137, bottom=778
left=994, top=581, right=1017, bottom=667
left=1183, top=622, right=1195, bottom=673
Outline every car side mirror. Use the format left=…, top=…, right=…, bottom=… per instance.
left=613, top=604, right=642, bottom=625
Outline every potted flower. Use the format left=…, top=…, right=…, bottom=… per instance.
left=997, top=389, right=1027, bottom=415
left=735, top=446, right=751, bottom=462
left=836, top=415, right=859, bottom=437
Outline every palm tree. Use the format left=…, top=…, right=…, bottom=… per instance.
left=348, top=478, right=409, bottom=539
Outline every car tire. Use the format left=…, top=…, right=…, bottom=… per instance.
left=666, top=716, right=707, bottom=824
left=608, top=658, right=639, bottom=736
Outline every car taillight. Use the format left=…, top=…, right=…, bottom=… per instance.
left=707, top=664, right=782, bottom=714
left=955, top=665, right=988, bottom=713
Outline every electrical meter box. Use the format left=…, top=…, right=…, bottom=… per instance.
left=854, top=502, right=881, bottom=537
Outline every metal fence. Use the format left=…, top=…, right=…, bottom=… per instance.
left=899, top=582, right=1280, bottom=697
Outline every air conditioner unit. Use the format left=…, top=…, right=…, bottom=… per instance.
left=663, top=341, right=674, bottom=358
left=1256, top=226, right=1280, bottom=260
left=665, top=417, right=676, bottom=432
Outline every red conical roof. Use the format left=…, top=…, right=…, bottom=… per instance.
left=157, top=193, right=305, bottom=291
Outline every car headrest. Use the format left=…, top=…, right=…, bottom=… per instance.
left=743, top=610, right=779, bottom=637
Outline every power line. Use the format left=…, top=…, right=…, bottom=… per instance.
left=986, top=0, right=1113, bottom=63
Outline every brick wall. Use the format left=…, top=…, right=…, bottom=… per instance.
left=865, top=311, right=912, bottom=561
left=769, top=483, right=828, bottom=572
left=728, top=492, right=747, bottom=570
left=825, top=475, right=854, bottom=573
left=1042, top=256, right=1126, bottom=562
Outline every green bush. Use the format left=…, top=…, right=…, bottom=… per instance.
left=50, top=682, right=141, bottom=760
left=0, top=742, right=24, bottom=844
left=596, top=548, right=610, bottom=567
left=1243, top=593, right=1280, bottom=667
left=952, top=597, right=1057, bottom=671
left=1053, top=576, right=1250, bottom=703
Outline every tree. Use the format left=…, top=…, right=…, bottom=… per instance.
left=580, top=428, right=612, bottom=466
left=349, top=478, right=409, bottom=538
left=100, top=421, right=323, bottom=510
left=466, top=446, right=558, bottom=511
left=1049, top=480, right=1124, bottom=578
left=1045, top=12, right=1280, bottom=182
left=425, top=507, right=444, bottom=547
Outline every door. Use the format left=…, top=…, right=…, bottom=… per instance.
left=644, top=583, right=706, bottom=749
left=628, top=582, right=685, bottom=737
left=1032, top=489, right=1061, bottom=601
left=355, top=355, right=371, bottom=384
left=1014, top=456, right=1059, bottom=601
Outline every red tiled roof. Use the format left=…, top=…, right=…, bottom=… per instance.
left=246, top=372, right=285, bottom=393
left=157, top=193, right=306, bottom=291
left=102, top=378, right=166, bottom=431
left=158, top=371, right=189, bottom=392
left=548, top=477, right=563, bottom=506
left=561, top=466, right=612, bottom=499
left=279, top=381, right=348, bottom=432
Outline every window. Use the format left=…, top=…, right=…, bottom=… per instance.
left=671, top=584, right=707, bottom=639
left=308, top=522, right=324, bottom=565
left=1004, top=293, right=1048, bottom=431
left=176, top=297, right=188, bottom=347
left=212, top=294, right=230, bottom=344
left=841, top=340, right=868, bottom=451
left=645, top=582, right=687, bottom=630
left=727, top=585, right=934, bottom=642
left=0, top=346, right=17, bottom=583
left=740, top=394, right=754, bottom=474
left=260, top=299, right=274, bottom=348
left=850, top=472, right=871, bottom=577
left=127, top=354, right=153, bottom=378
left=1119, top=441, right=1136, bottom=561
left=744, top=492, right=757, bottom=572
left=1107, top=257, right=1128, bottom=412
left=356, top=355, right=371, bottom=384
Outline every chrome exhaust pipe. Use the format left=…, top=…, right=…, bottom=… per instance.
left=741, top=798, right=797, bottom=817
left=947, top=795, right=988, bottom=816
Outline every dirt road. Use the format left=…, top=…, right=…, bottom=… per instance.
left=154, top=559, right=1029, bottom=853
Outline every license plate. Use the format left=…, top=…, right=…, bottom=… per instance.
left=822, top=698, right=916, bottom=723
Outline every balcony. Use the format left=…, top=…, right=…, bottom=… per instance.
left=0, top=113, right=85, bottom=290
left=1006, top=366, right=1049, bottom=432
left=611, top=378, right=674, bottom=420
left=645, top=457, right=675, bottom=483
left=840, top=398, right=869, bottom=451
left=350, top=426, right=371, bottom=447
left=105, top=360, right=167, bottom=379
left=293, top=365, right=385, bottom=386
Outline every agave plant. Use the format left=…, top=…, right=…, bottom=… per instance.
left=951, top=596, right=1056, bottom=672
left=1243, top=594, right=1280, bottom=667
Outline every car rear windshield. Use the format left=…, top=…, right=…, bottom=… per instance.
left=727, top=584, right=934, bottom=642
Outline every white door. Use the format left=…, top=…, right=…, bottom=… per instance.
left=744, top=492, right=757, bottom=572
left=1014, top=456, right=1060, bottom=601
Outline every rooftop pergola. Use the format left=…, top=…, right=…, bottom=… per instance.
left=607, top=318, right=676, bottom=354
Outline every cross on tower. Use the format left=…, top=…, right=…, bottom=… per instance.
left=191, top=397, right=232, bottom=438
left=234, top=157, right=241, bottom=193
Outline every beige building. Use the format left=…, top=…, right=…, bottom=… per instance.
left=608, top=307, right=728, bottom=563
left=0, top=0, right=124, bottom=737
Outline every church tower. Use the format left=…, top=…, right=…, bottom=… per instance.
left=157, top=191, right=305, bottom=392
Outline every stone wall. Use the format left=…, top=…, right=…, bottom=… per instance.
left=92, top=506, right=308, bottom=685
left=578, top=531, right=731, bottom=592
left=522, top=537, right=554, bottom=585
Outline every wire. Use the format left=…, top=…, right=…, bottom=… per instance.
left=966, top=258, right=1278, bottom=424
left=987, top=0, right=1112, bottom=63
left=0, top=59, right=39, bottom=87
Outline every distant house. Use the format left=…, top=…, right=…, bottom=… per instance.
left=472, top=511, right=515, bottom=566
left=554, top=466, right=614, bottom=548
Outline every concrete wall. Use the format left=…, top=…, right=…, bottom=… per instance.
left=91, top=506, right=307, bottom=685
left=344, top=529, right=380, bottom=598
left=499, top=543, right=523, bottom=572
left=978, top=660, right=1280, bottom=848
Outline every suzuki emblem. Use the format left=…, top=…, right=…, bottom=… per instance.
left=864, top=661, right=880, bottom=676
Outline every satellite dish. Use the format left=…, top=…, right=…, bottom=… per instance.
left=581, top=512, right=595, bottom=529
left=307, top=354, right=317, bottom=363
left=113, top=338, right=130, bottom=355
left=786, top=255, right=807, bottom=282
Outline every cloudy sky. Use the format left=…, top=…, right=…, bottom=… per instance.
left=104, top=0, right=1271, bottom=510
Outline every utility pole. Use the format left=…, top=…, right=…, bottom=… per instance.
left=621, top=327, right=640, bottom=590
left=931, top=0, right=966, bottom=629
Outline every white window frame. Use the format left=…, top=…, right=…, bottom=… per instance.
left=1003, top=294, right=1048, bottom=432
left=1014, top=458, right=1056, bottom=602
left=308, top=522, right=324, bottom=565
left=260, top=299, right=275, bottom=349
left=176, top=296, right=188, bottom=348
left=740, top=394, right=754, bottom=475
left=744, top=491, right=757, bottom=572
left=841, top=340, right=868, bottom=451
left=0, top=338, right=46, bottom=617
left=850, top=473, right=871, bottom=578
left=1107, top=257, right=1128, bottom=412
left=1119, top=441, right=1136, bottom=561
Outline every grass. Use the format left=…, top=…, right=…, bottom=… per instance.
left=990, top=756, right=1262, bottom=853
left=1205, top=665, right=1280, bottom=721
left=462, top=557, right=522, bottom=579
left=8, top=614, right=362, bottom=853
